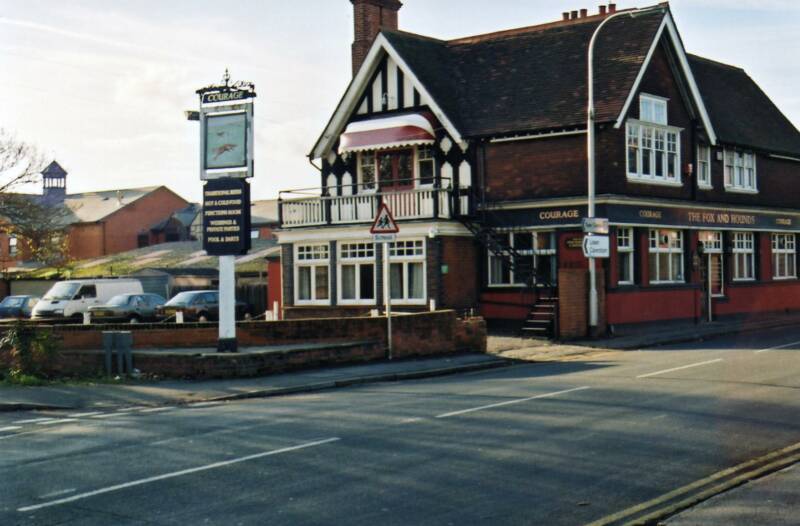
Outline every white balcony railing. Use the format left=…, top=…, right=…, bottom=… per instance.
left=279, top=185, right=467, bottom=228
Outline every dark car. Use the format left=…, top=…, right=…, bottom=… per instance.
left=156, top=290, right=249, bottom=322
left=88, top=293, right=166, bottom=323
left=0, top=295, right=40, bottom=319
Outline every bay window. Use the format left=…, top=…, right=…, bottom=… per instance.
left=724, top=149, right=757, bottom=192
left=648, top=229, right=684, bottom=284
left=338, top=242, right=376, bottom=304
left=389, top=239, right=426, bottom=303
left=617, top=228, right=634, bottom=285
left=627, top=95, right=681, bottom=184
left=697, top=144, right=711, bottom=188
left=772, top=233, right=796, bottom=279
left=732, top=232, right=755, bottom=281
left=295, top=244, right=330, bottom=304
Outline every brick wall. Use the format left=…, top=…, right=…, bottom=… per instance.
left=102, top=187, right=188, bottom=255
left=11, top=311, right=486, bottom=378
left=68, top=223, right=105, bottom=260
left=440, top=236, right=479, bottom=309
left=558, top=268, right=606, bottom=339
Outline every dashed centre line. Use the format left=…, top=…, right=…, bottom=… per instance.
left=17, top=437, right=341, bottom=513
left=37, top=419, right=78, bottom=426
left=636, top=359, right=723, bottom=379
left=435, top=386, right=591, bottom=419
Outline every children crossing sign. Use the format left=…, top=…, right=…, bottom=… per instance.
left=370, top=203, right=399, bottom=241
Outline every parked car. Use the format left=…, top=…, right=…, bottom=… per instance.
left=32, top=279, right=144, bottom=320
left=156, top=290, right=249, bottom=322
left=88, top=293, right=166, bottom=323
left=0, top=295, right=40, bottom=319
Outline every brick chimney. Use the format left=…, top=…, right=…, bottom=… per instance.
left=351, top=0, right=402, bottom=77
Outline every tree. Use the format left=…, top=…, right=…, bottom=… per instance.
left=0, top=129, right=71, bottom=268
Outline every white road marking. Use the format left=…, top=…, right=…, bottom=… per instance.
left=637, top=358, right=723, bottom=379
left=91, top=412, right=131, bottom=419
left=38, top=488, right=76, bottom=500
left=17, top=437, right=341, bottom=513
left=67, top=412, right=104, bottom=418
left=755, top=339, right=800, bottom=353
left=0, top=425, right=22, bottom=432
left=13, top=417, right=54, bottom=425
left=399, top=417, right=423, bottom=424
left=187, top=401, right=223, bottom=408
left=435, top=386, right=592, bottom=419
left=0, top=430, right=44, bottom=440
left=37, top=419, right=78, bottom=426
left=138, top=407, right=174, bottom=413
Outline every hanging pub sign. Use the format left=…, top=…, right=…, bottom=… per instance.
left=197, top=69, right=256, bottom=181
left=202, top=177, right=251, bottom=256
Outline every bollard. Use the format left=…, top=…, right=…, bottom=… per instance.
left=272, top=301, right=279, bottom=320
left=115, top=331, right=133, bottom=376
left=429, top=299, right=436, bottom=312
left=83, top=312, right=91, bottom=325
left=102, top=331, right=115, bottom=376
left=176, top=311, right=184, bottom=324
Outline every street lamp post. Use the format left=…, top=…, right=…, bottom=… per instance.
left=586, top=6, right=659, bottom=334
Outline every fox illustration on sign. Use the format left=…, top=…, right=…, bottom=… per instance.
left=370, top=203, right=399, bottom=234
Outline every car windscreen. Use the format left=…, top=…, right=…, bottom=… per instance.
left=0, top=297, right=25, bottom=307
left=43, top=283, right=81, bottom=301
left=165, top=292, right=197, bottom=306
left=107, top=295, right=132, bottom=306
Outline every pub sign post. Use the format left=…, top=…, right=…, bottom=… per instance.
left=197, top=70, right=256, bottom=353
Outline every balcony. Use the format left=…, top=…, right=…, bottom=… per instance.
left=279, top=180, right=470, bottom=228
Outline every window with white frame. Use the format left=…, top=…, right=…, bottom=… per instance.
left=338, top=242, right=376, bottom=303
left=488, top=233, right=530, bottom=286
left=697, top=144, right=711, bottom=188
left=417, top=146, right=434, bottom=186
left=295, top=244, right=330, bottom=304
left=627, top=95, right=681, bottom=184
left=9, top=235, right=17, bottom=258
left=358, top=152, right=376, bottom=190
left=389, top=239, right=426, bottom=303
left=617, top=228, right=634, bottom=285
left=732, top=232, right=756, bottom=281
left=648, top=229, right=684, bottom=283
left=724, top=149, right=757, bottom=191
left=772, top=233, right=796, bottom=279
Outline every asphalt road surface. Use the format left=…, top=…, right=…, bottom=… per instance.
left=2, top=326, right=799, bottom=525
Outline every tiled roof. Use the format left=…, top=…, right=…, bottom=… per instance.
left=61, top=186, right=161, bottom=224
left=688, top=55, right=800, bottom=157
left=382, top=8, right=665, bottom=137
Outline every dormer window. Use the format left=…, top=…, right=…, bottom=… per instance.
left=626, top=94, right=681, bottom=185
left=724, top=149, right=757, bottom=192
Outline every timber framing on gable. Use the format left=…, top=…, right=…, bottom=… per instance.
left=310, top=33, right=465, bottom=161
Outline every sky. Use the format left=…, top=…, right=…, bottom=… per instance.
left=1, top=0, right=798, bottom=203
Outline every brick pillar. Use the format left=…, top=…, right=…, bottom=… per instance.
left=558, top=268, right=588, bottom=339
left=281, top=244, right=294, bottom=306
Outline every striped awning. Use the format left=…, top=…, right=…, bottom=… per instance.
left=339, top=114, right=435, bottom=154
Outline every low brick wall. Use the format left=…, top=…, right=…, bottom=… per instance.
left=3, top=311, right=487, bottom=379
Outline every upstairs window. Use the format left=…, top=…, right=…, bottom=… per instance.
left=358, top=152, right=376, bottom=191
left=697, top=144, right=711, bottom=188
left=724, top=150, right=757, bottom=192
left=627, top=95, right=681, bottom=185
left=417, top=146, right=435, bottom=186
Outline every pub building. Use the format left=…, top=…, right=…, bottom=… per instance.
left=276, top=1, right=800, bottom=338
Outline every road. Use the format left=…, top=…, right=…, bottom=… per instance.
left=1, top=326, right=799, bottom=525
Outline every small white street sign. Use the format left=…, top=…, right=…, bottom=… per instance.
left=373, top=233, right=397, bottom=242
left=583, top=217, right=609, bottom=234
left=583, top=235, right=610, bottom=258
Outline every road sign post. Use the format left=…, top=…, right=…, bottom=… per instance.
left=370, top=203, right=399, bottom=360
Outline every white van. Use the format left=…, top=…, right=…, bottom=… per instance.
left=32, top=279, right=144, bottom=320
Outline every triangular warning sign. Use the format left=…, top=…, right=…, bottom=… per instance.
left=370, top=203, right=400, bottom=234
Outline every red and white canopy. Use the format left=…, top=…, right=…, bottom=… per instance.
left=339, top=114, right=435, bottom=154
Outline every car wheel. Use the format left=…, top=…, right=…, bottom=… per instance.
left=244, top=312, right=252, bottom=321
